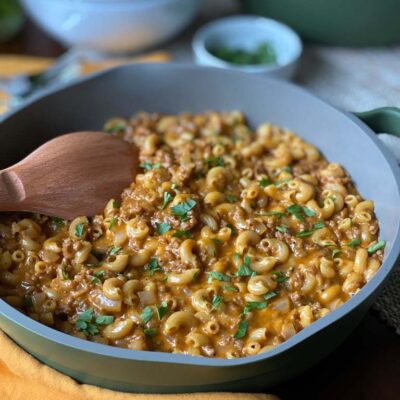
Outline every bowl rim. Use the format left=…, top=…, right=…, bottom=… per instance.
left=192, top=14, right=303, bottom=72
left=0, top=63, right=399, bottom=368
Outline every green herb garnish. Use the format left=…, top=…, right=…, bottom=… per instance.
left=145, top=257, right=162, bottom=276
left=156, top=222, right=171, bottom=235
left=264, top=291, right=278, bottom=301
left=367, top=240, right=386, bottom=254
left=140, top=307, right=154, bottom=324
left=171, top=199, right=197, bottom=220
left=207, top=271, right=231, bottom=283
left=332, top=249, right=341, bottom=258
left=161, top=192, right=173, bottom=209
left=211, top=42, right=276, bottom=66
left=234, top=320, right=248, bottom=339
left=296, top=221, right=325, bottom=237
left=105, top=122, right=125, bottom=133
left=108, top=246, right=122, bottom=256
left=236, top=255, right=256, bottom=277
left=286, top=204, right=305, bottom=222
left=51, top=217, right=65, bottom=229
left=242, top=301, right=267, bottom=316
left=91, top=271, right=104, bottom=285
left=61, top=266, right=70, bottom=280
left=347, top=239, right=362, bottom=248
left=172, top=230, right=193, bottom=238
left=303, top=207, right=317, bottom=217
left=211, top=295, right=222, bottom=311
left=156, top=301, right=169, bottom=320
left=225, top=194, right=238, bottom=203
left=112, top=200, right=121, bottom=209
left=205, top=156, right=225, bottom=167
left=144, top=328, right=158, bottom=336
left=259, top=178, right=272, bottom=188
left=75, top=309, right=113, bottom=336
left=222, top=284, right=238, bottom=292
left=276, top=224, right=288, bottom=234
left=74, top=223, right=85, bottom=238
left=140, top=161, right=161, bottom=172
left=272, top=270, right=288, bottom=283
left=95, top=315, right=114, bottom=325
left=108, top=217, right=117, bottom=231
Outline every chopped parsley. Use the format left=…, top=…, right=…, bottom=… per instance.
left=205, top=156, right=225, bottom=167
left=144, top=328, right=158, bottom=336
left=211, top=295, right=222, bottom=311
left=276, top=224, right=288, bottom=234
left=242, top=301, right=267, bottom=316
left=91, top=271, right=104, bottom=285
left=207, top=271, right=231, bottom=283
left=75, top=309, right=113, bottom=336
left=145, top=257, right=162, bottom=276
left=302, top=206, right=317, bottom=217
left=222, top=284, right=239, bottom=292
left=368, top=240, right=386, bottom=254
left=235, top=255, right=256, bottom=277
left=347, top=239, right=362, bottom=248
left=161, top=192, right=173, bottom=209
left=259, top=178, right=273, bottom=188
left=156, top=301, right=169, bottom=320
left=171, top=199, right=197, bottom=220
left=286, top=204, right=305, bottom=222
left=140, top=161, right=161, bottom=172
left=140, top=307, right=154, bottom=324
left=95, top=315, right=114, bottom=325
left=74, top=223, right=85, bottom=238
left=51, top=217, right=65, bottom=229
left=296, top=221, right=325, bottom=237
left=108, top=217, right=117, bottom=231
left=172, top=230, right=193, bottom=238
left=332, top=249, right=341, bottom=258
left=108, top=246, right=122, bottom=256
left=112, top=200, right=121, bottom=209
left=156, top=222, right=171, bottom=235
left=272, top=270, right=288, bottom=283
left=234, top=320, right=248, bottom=339
left=225, top=194, right=238, bottom=203
left=264, top=291, right=278, bottom=301
left=105, top=121, right=125, bottom=133
left=282, top=166, right=292, bottom=173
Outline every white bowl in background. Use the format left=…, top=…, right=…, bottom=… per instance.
left=192, top=15, right=302, bottom=80
left=20, top=0, right=200, bottom=54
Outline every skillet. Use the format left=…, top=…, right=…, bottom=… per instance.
left=0, top=64, right=399, bottom=393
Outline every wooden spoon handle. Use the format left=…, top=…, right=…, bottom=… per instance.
left=0, top=169, right=26, bottom=211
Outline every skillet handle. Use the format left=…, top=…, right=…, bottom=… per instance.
left=353, top=107, right=400, bottom=137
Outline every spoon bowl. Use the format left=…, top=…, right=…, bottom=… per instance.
left=0, top=131, right=138, bottom=219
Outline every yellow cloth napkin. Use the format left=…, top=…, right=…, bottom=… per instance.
left=0, top=331, right=277, bottom=400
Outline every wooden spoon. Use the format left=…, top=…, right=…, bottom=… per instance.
left=0, top=131, right=138, bottom=219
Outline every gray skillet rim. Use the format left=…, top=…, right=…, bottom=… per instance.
left=0, top=63, right=399, bottom=368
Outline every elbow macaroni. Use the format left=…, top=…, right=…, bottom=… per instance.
left=0, top=110, right=384, bottom=359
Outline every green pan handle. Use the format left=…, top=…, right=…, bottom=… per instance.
left=353, top=107, right=400, bottom=137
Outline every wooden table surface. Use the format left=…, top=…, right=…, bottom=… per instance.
left=1, top=20, right=399, bottom=400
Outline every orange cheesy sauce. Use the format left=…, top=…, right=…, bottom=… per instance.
left=0, top=111, right=385, bottom=358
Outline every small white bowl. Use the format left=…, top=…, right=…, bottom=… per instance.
left=192, top=15, right=302, bottom=80
left=20, top=0, right=200, bottom=54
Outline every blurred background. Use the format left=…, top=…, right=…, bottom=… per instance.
left=0, top=0, right=400, bottom=114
